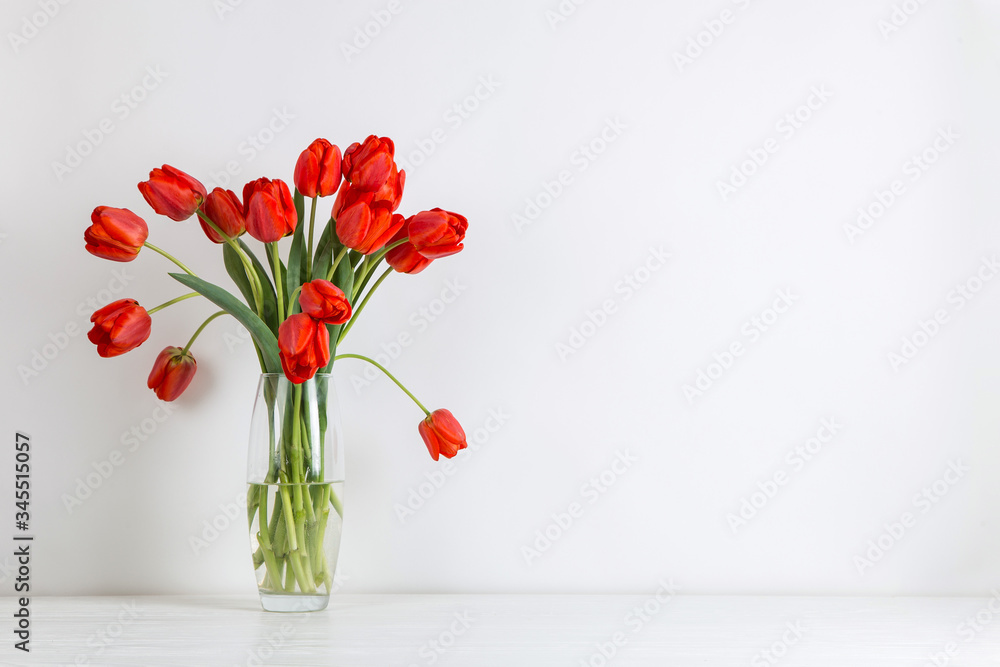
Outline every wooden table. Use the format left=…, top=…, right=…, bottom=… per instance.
left=5, top=594, right=1000, bottom=665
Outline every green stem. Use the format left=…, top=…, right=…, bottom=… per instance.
left=326, top=246, right=350, bottom=282
left=370, top=237, right=408, bottom=267
left=268, top=243, right=285, bottom=322
left=196, top=210, right=263, bottom=314
left=351, top=256, right=369, bottom=301
left=288, top=286, right=302, bottom=315
left=143, top=242, right=197, bottom=277
left=338, top=267, right=392, bottom=345
left=306, top=197, right=317, bottom=280
left=182, top=310, right=227, bottom=355
left=334, top=353, right=430, bottom=415
left=351, top=238, right=407, bottom=300
left=147, top=292, right=199, bottom=315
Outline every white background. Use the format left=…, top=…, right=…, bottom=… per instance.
left=1, top=0, right=999, bottom=597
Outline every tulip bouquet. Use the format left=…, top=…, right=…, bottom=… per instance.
left=84, top=135, right=469, bottom=604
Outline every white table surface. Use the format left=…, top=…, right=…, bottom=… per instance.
left=4, top=595, right=1000, bottom=666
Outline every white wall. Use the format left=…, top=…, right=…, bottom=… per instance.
left=2, top=0, right=999, bottom=596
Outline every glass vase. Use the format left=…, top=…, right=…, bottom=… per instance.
left=246, top=373, right=344, bottom=612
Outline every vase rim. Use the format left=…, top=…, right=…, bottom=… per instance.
left=258, top=373, right=332, bottom=379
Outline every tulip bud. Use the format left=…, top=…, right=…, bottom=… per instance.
left=407, top=209, right=468, bottom=259
left=418, top=409, right=468, bottom=461
left=87, top=299, right=152, bottom=358
left=341, top=135, right=395, bottom=192
left=84, top=206, right=148, bottom=262
left=336, top=199, right=404, bottom=255
left=147, top=347, right=197, bottom=401
left=299, top=280, right=352, bottom=325
left=244, top=178, right=297, bottom=243
left=138, top=165, right=207, bottom=221
left=199, top=188, right=246, bottom=243
left=277, top=313, right=330, bottom=384
left=294, top=139, right=343, bottom=198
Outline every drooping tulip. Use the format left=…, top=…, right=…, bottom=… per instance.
left=199, top=188, right=245, bottom=243
left=418, top=409, right=468, bottom=461
left=384, top=224, right=431, bottom=274
left=147, top=347, right=197, bottom=401
left=138, top=165, right=207, bottom=221
left=84, top=206, right=148, bottom=262
left=87, top=299, right=152, bottom=358
left=407, top=209, right=467, bottom=259
left=299, top=280, right=352, bottom=325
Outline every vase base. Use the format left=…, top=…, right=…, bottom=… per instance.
left=259, top=592, right=330, bottom=613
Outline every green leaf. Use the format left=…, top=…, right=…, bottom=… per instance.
left=222, top=244, right=277, bottom=334
left=293, top=189, right=305, bottom=228
left=286, top=214, right=306, bottom=302
left=237, top=239, right=280, bottom=333
left=168, top=272, right=282, bottom=374
left=313, top=218, right=341, bottom=282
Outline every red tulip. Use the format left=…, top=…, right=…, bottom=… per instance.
left=138, top=165, right=207, bottom=221
left=385, top=224, right=431, bottom=274
left=244, top=178, right=297, bottom=243
left=88, top=299, right=151, bottom=358
left=84, top=206, right=148, bottom=262
left=294, top=139, right=342, bottom=198
left=147, top=347, right=197, bottom=401
left=341, top=135, right=395, bottom=192
left=408, top=209, right=468, bottom=259
left=278, top=313, right=330, bottom=384
left=418, top=409, right=468, bottom=461
left=299, top=280, right=352, bottom=325
left=373, top=164, right=405, bottom=212
left=199, top=188, right=245, bottom=243
left=336, top=199, right=403, bottom=255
